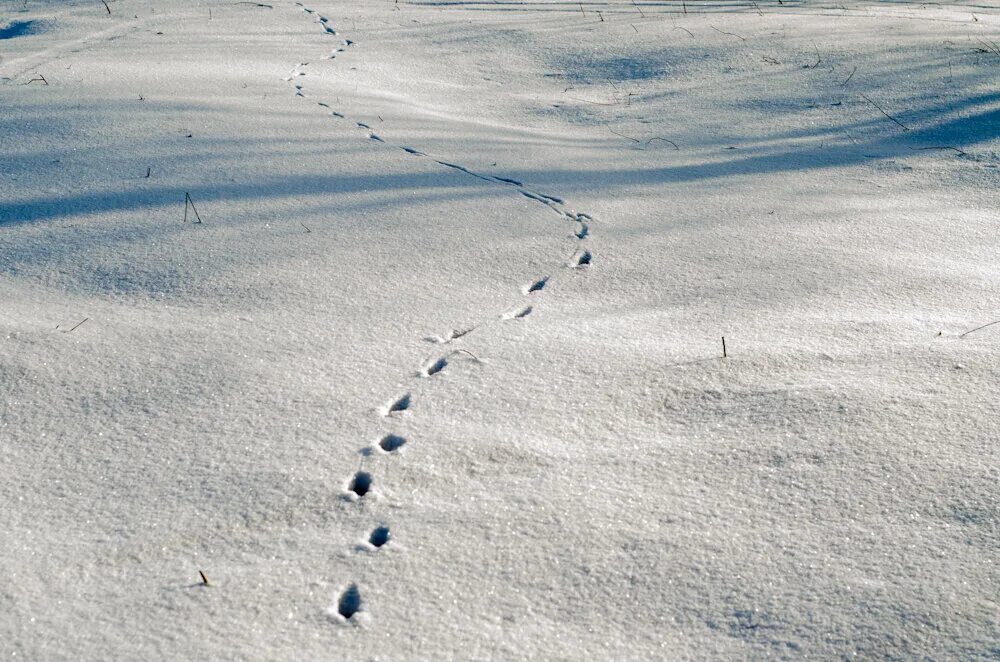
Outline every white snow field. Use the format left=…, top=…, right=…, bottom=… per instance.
left=2, top=0, right=1000, bottom=658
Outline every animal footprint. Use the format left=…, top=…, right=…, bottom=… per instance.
left=382, top=393, right=411, bottom=416
left=575, top=222, right=589, bottom=239
left=422, top=356, right=448, bottom=377
left=368, top=526, right=391, bottom=549
left=329, top=583, right=363, bottom=622
left=571, top=249, right=592, bottom=267
left=423, top=327, right=472, bottom=344
left=377, top=433, right=407, bottom=453
left=504, top=305, right=532, bottom=320
left=346, top=471, right=373, bottom=499
left=525, top=276, right=548, bottom=294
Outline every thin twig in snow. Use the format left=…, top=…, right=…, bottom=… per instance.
left=609, top=128, right=679, bottom=149
left=960, top=319, right=1000, bottom=338
left=804, top=41, right=821, bottom=68
left=710, top=25, right=746, bottom=41
left=62, top=318, right=89, bottom=333
left=909, top=145, right=967, bottom=156
left=449, top=348, right=482, bottom=362
left=184, top=192, right=204, bottom=223
left=859, top=93, right=910, bottom=131
left=566, top=95, right=617, bottom=106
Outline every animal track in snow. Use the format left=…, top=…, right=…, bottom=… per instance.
left=286, top=4, right=602, bottom=631
left=504, top=305, right=533, bottom=320
left=436, top=160, right=495, bottom=184
left=571, top=249, right=592, bottom=267
left=383, top=393, right=411, bottom=415
left=419, top=349, right=481, bottom=376
left=520, top=190, right=549, bottom=204
left=334, top=584, right=362, bottom=620
left=283, top=31, right=595, bottom=246
left=368, top=526, right=391, bottom=548
left=525, top=276, right=549, bottom=294
left=347, top=471, right=373, bottom=498
left=378, top=433, right=407, bottom=453
left=422, top=356, right=448, bottom=376
left=423, top=327, right=473, bottom=344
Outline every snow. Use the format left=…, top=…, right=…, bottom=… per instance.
left=2, top=0, right=999, bottom=658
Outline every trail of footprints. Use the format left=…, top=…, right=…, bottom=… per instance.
left=287, top=2, right=595, bottom=626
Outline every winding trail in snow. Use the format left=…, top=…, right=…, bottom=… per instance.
left=287, top=0, right=600, bottom=624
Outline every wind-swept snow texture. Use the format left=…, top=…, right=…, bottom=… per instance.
left=2, top=0, right=1000, bottom=659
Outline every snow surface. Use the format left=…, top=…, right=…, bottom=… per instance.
left=2, top=0, right=1000, bottom=658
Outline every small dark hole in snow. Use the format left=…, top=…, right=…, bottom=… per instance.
left=338, top=584, right=362, bottom=619
left=387, top=393, right=411, bottom=413
left=349, top=472, right=372, bottom=497
left=576, top=250, right=592, bottom=266
left=369, top=526, right=391, bottom=548
left=527, top=276, right=548, bottom=293
left=378, top=434, right=406, bottom=452
left=426, top=357, right=447, bottom=376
